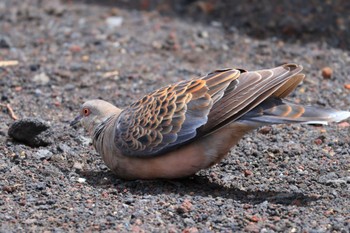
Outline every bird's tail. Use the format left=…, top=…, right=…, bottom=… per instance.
left=240, top=97, right=350, bottom=125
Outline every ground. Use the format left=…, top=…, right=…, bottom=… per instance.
left=0, top=0, right=349, bottom=232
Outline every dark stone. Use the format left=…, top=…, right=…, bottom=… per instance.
left=8, top=118, right=54, bottom=147
left=0, top=37, right=11, bottom=49
left=29, top=64, right=41, bottom=72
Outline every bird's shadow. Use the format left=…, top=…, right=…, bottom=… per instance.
left=78, top=170, right=320, bottom=206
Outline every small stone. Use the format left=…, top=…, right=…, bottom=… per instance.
left=81, top=55, right=89, bottom=61
left=35, top=182, right=46, bottom=190
left=318, top=172, right=338, bottom=184
left=34, top=149, right=53, bottom=160
left=325, top=179, right=347, bottom=187
left=258, top=126, right=272, bottom=134
left=248, top=215, right=260, bottom=222
left=337, top=121, right=350, bottom=128
left=321, top=67, right=333, bottom=79
left=77, top=135, right=92, bottom=146
left=0, top=36, right=12, bottom=48
left=244, top=223, right=260, bottom=233
left=183, top=227, right=199, bottom=233
left=244, top=169, right=253, bottom=177
left=106, top=16, right=123, bottom=28
left=314, top=138, right=323, bottom=145
left=33, top=72, right=50, bottom=85
left=102, top=70, right=120, bottom=79
left=23, top=218, right=37, bottom=224
left=176, top=199, right=192, bottom=214
left=57, top=143, right=71, bottom=153
left=70, top=45, right=81, bottom=53
left=50, top=154, right=64, bottom=162
left=77, top=177, right=86, bottom=183
left=64, top=84, right=76, bottom=91
left=8, top=118, right=54, bottom=147
left=2, top=185, right=17, bottom=193
left=73, top=162, right=83, bottom=170
left=134, top=219, right=142, bottom=225
left=29, top=64, right=40, bottom=72
left=198, top=30, right=208, bottom=38
left=344, top=83, right=350, bottom=90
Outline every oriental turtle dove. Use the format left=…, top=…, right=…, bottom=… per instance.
left=71, top=63, right=350, bottom=179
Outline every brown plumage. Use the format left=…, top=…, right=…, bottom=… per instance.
left=71, top=63, right=350, bottom=180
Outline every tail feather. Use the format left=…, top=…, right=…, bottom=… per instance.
left=240, top=97, right=350, bottom=125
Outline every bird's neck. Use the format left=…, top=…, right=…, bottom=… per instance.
left=92, top=114, right=116, bottom=147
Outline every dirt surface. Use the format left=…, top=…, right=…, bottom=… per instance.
left=1, top=0, right=350, bottom=232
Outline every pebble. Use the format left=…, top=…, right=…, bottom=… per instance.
left=106, top=16, right=123, bottom=28
left=325, top=179, right=347, bottom=187
left=176, top=199, right=192, bottom=213
left=321, top=67, right=333, bottom=79
left=0, top=36, right=12, bottom=48
left=77, top=177, right=86, bottom=183
left=258, top=126, right=272, bottom=134
left=337, top=121, right=350, bottom=128
left=8, top=118, right=54, bottom=147
left=244, top=170, right=253, bottom=177
left=34, top=149, right=53, bottom=160
left=73, top=162, right=84, bottom=170
left=198, top=30, right=209, bottom=38
left=77, top=135, right=92, bottom=146
left=70, top=45, right=81, bottom=53
left=33, top=72, right=50, bottom=85
left=29, top=64, right=40, bottom=72
left=318, top=172, right=338, bottom=184
left=57, top=143, right=71, bottom=153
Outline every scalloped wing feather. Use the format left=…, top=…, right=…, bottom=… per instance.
left=115, top=63, right=304, bottom=157
left=115, top=69, right=241, bottom=156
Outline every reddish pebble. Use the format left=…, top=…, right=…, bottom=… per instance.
left=243, top=204, right=252, bottom=209
left=131, top=225, right=144, bottom=233
left=344, top=83, right=350, bottom=90
left=337, top=121, right=350, bottom=128
left=321, top=67, right=333, bottom=79
left=181, top=199, right=192, bottom=212
left=249, top=215, right=260, bottom=222
left=182, top=227, right=199, bottom=233
left=259, top=126, right=272, bottom=134
left=135, top=219, right=142, bottom=225
left=101, top=192, right=108, bottom=198
left=244, top=169, right=253, bottom=177
left=70, top=45, right=81, bottom=53
left=314, top=138, right=323, bottom=145
left=14, top=86, right=22, bottom=91
left=2, top=185, right=16, bottom=193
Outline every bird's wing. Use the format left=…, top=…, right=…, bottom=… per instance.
left=115, top=63, right=304, bottom=157
left=200, top=63, right=304, bottom=132
left=114, top=68, right=241, bottom=156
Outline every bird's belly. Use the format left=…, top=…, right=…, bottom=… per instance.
left=113, top=142, right=211, bottom=180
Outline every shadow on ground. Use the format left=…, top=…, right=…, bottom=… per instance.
left=79, top=170, right=320, bottom=206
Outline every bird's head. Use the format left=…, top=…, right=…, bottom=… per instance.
left=70, top=99, right=122, bottom=134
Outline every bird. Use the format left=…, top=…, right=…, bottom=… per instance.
left=71, top=63, right=350, bottom=180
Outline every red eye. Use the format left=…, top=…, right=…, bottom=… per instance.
left=83, top=108, right=90, bottom=116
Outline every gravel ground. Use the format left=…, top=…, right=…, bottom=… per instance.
left=1, top=0, right=350, bottom=232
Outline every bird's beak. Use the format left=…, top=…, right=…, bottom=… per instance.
left=70, top=115, right=82, bottom=127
